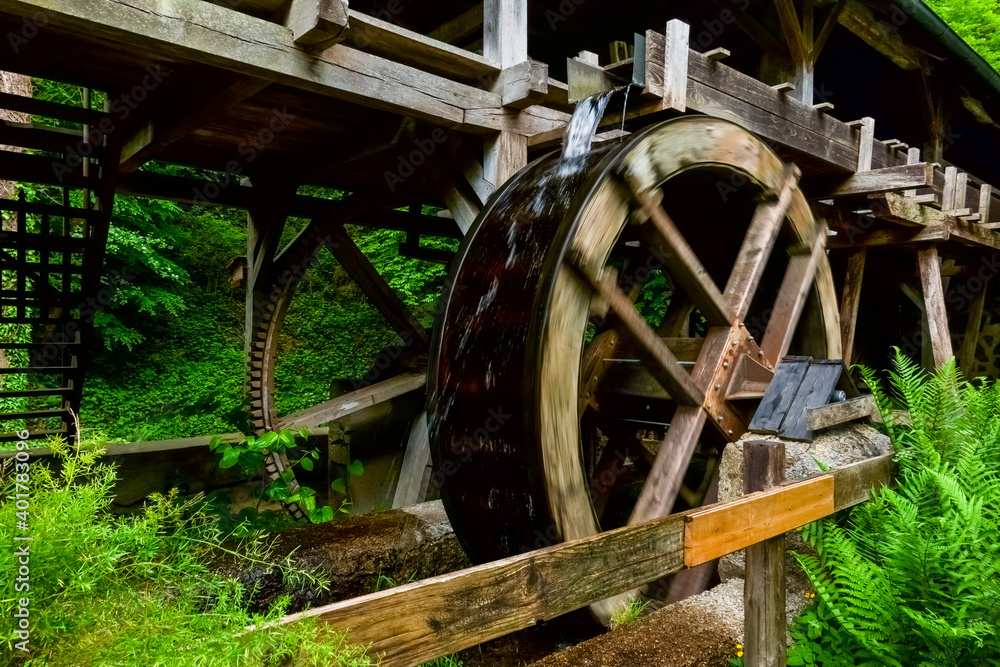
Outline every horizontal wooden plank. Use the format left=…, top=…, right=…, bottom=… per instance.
left=277, top=373, right=426, bottom=429
left=830, top=452, right=895, bottom=512
left=806, top=394, right=875, bottom=431
left=684, top=476, right=834, bottom=567
left=0, top=90, right=107, bottom=125
left=5, top=0, right=509, bottom=131
left=284, top=514, right=687, bottom=667
left=279, top=451, right=893, bottom=667
left=343, top=10, right=499, bottom=81
left=810, top=163, right=934, bottom=198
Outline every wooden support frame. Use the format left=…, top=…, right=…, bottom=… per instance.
left=284, top=0, right=349, bottom=51
left=281, top=453, right=893, bottom=667
left=839, top=248, right=866, bottom=364
left=917, top=244, right=953, bottom=368
left=742, top=440, right=788, bottom=667
left=120, top=75, right=269, bottom=174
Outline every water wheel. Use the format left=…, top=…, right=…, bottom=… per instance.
left=428, top=116, right=840, bottom=624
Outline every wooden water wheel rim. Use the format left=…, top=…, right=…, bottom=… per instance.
left=429, top=116, right=840, bottom=625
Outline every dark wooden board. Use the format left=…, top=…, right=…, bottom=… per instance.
left=779, top=361, right=843, bottom=441
left=747, top=356, right=811, bottom=433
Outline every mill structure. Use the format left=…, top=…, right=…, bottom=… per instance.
left=0, top=0, right=999, bottom=573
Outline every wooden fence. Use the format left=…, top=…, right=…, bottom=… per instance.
left=281, top=446, right=896, bottom=667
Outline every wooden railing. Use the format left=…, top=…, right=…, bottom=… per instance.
left=281, top=447, right=896, bottom=667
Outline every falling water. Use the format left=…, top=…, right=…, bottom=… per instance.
left=561, top=89, right=617, bottom=160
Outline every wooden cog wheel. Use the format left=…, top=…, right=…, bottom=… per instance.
left=247, top=209, right=429, bottom=520
left=428, top=116, right=840, bottom=625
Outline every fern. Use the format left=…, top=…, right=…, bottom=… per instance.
left=789, top=352, right=1000, bottom=666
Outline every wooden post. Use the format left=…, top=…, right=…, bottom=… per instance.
left=917, top=244, right=953, bottom=369
left=483, top=0, right=528, bottom=192
left=663, top=19, right=690, bottom=112
left=839, top=247, right=866, bottom=365
left=744, top=439, right=787, bottom=667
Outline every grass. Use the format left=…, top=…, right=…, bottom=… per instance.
left=609, top=596, right=651, bottom=630
left=0, top=434, right=374, bottom=666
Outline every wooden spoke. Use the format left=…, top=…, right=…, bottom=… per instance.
left=760, top=224, right=828, bottom=366
left=579, top=329, right=621, bottom=417
left=628, top=405, right=708, bottom=525
left=917, top=244, right=953, bottom=369
left=324, top=222, right=429, bottom=346
left=569, top=260, right=704, bottom=406
left=623, top=172, right=734, bottom=326
left=839, top=248, right=866, bottom=365
left=725, top=164, right=801, bottom=320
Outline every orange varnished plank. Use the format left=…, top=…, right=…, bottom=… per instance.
left=683, top=475, right=834, bottom=567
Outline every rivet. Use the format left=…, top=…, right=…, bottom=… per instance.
left=715, top=384, right=721, bottom=390
left=728, top=429, right=734, bottom=435
left=716, top=415, right=723, bottom=422
left=758, top=351, right=764, bottom=357
left=731, top=341, right=737, bottom=347
left=723, top=361, right=729, bottom=368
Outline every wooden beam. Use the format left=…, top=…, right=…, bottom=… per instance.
left=835, top=0, right=923, bottom=70
left=484, top=131, right=527, bottom=190
left=120, top=76, right=269, bottom=174
left=282, top=453, right=889, bottom=667
left=663, top=19, right=690, bottom=112
left=710, top=0, right=789, bottom=62
left=809, top=163, right=934, bottom=198
left=855, top=117, right=875, bottom=172
left=743, top=439, right=788, bottom=667
left=323, top=223, right=430, bottom=346
left=392, top=412, right=432, bottom=509
left=492, top=60, right=548, bottom=109
left=980, top=184, right=993, bottom=224
left=343, top=10, right=498, bottom=81
left=917, top=245, right=953, bottom=369
left=811, top=0, right=847, bottom=61
left=839, top=248, right=866, bottom=364
left=806, top=394, right=875, bottom=431
left=483, top=0, right=527, bottom=69
left=279, top=373, right=426, bottom=430
left=774, top=0, right=808, bottom=65
left=284, top=0, right=349, bottom=51
left=685, top=475, right=833, bottom=567
left=5, top=0, right=520, bottom=133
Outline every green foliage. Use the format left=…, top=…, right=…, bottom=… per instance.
left=788, top=352, right=1000, bottom=666
left=925, top=0, right=1000, bottom=72
left=609, top=596, right=651, bottom=630
left=0, top=436, right=373, bottom=666
left=209, top=429, right=349, bottom=524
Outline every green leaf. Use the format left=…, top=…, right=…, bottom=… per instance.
left=331, top=478, right=347, bottom=494
left=219, top=447, right=241, bottom=469
left=278, top=430, right=295, bottom=448
left=300, top=457, right=314, bottom=472
left=347, top=459, right=365, bottom=477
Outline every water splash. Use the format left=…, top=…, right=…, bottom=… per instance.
left=561, top=89, right=617, bottom=160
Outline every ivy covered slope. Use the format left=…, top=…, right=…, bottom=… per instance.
left=787, top=355, right=1000, bottom=666
left=925, top=0, right=1000, bottom=71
